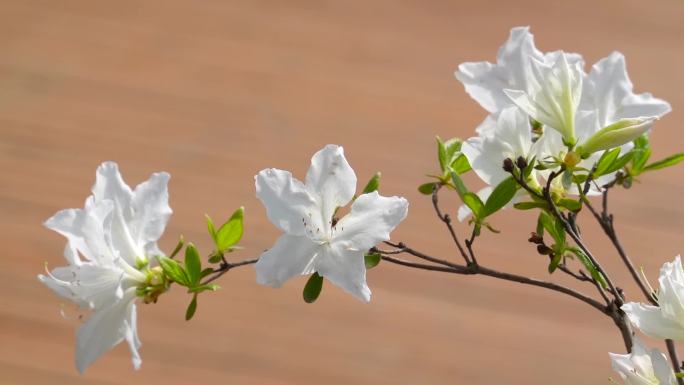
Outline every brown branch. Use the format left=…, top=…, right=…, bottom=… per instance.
left=201, top=258, right=259, bottom=285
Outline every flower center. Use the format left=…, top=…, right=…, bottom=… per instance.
left=135, top=262, right=170, bottom=304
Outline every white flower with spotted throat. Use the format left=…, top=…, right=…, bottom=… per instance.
left=39, top=162, right=172, bottom=373
left=254, top=145, right=409, bottom=302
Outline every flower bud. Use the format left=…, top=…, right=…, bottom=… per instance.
left=516, top=156, right=528, bottom=170
left=528, top=233, right=544, bottom=245
left=537, top=244, right=552, bottom=255
left=502, top=158, right=514, bottom=173
left=577, top=117, right=657, bottom=158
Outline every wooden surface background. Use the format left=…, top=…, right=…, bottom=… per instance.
left=1, top=1, right=683, bottom=384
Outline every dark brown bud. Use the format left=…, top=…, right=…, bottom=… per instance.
left=537, top=244, right=552, bottom=255
left=516, top=156, right=528, bottom=170
left=528, top=233, right=544, bottom=245
left=502, top=158, right=514, bottom=173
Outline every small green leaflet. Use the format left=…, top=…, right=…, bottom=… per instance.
left=482, top=177, right=518, bottom=217
left=303, top=272, right=324, bottom=303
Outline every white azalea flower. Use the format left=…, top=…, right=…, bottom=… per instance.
left=462, top=106, right=548, bottom=186
left=581, top=51, right=671, bottom=128
left=39, top=162, right=172, bottom=373
left=610, top=338, right=676, bottom=385
left=504, top=52, right=584, bottom=146
left=455, top=26, right=583, bottom=132
left=254, top=144, right=409, bottom=302
left=457, top=106, right=545, bottom=221
left=623, top=256, right=684, bottom=341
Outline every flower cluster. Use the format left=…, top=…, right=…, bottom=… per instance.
left=456, top=26, right=670, bottom=214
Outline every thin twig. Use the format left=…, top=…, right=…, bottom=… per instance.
left=431, top=185, right=471, bottom=264
left=201, top=258, right=259, bottom=285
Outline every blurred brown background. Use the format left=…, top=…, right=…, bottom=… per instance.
left=1, top=0, right=683, bottom=384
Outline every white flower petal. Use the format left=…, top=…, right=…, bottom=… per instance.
left=75, top=289, right=138, bottom=373
left=255, top=234, right=319, bottom=288
left=622, top=302, right=684, bottom=340
left=305, top=145, right=357, bottom=226
left=255, top=168, right=319, bottom=236
left=39, top=263, right=126, bottom=310
left=610, top=338, right=675, bottom=385
left=334, top=191, right=408, bottom=252
left=583, top=52, right=671, bottom=127
left=124, top=303, right=142, bottom=370
left=128, top=172, right=172, bottom=258
left=315, top=244, right=370, bottom=303
left=455, top=26, right=543, bottom=113
left=91, top=162, right=134, bottom=209
left=44, top=201, right=116, bottom=266
left=462, top=106, right=533, bottom=186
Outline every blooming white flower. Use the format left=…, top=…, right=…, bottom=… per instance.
left=504, top=52, right=584, bottom=145
left=456, top=26, right=583, bottom=117
left=254, top=144, right=409, bottom=302
left=39, top=162, right=172, bottom=373
left=622, top=256, right=684, bottom=341
left=457, top=106, right=544, bottom=221
left=462, top=106, right=547, bottom=186
left=610, top=338, right=676, bottom=385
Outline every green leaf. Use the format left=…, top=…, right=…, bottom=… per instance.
left=205, top=214, right=217, bottom=242
left=462, top=192, right=484, bottom=219
left=200, top=267, right=214, bottom=278
left=364, top=253, right=381, bottom=269
left=643, top=152, right=684, bottom=173
left=437, top=136, right=448, bottom=172
left=215, top=207, right=244, bottom=252
left=514, top=201, right=548, bottom=210
left=482, top=177, right=518, bottom=217
left=208, top=253, right=222, bottom=264
left=450, top=171, right=469, bottom=199
left=631, top=135, right=651, bottom=172
left=184, top=243, right=202, bottom=286
left=185, top=294, right=198, bottom=321
left=451, top=154, right=471, bottom=174
left=418, top=182, right=436, bottom=195
left=168, top=236, right=185, bottom=259
left=557, top=198, right=581, bottom=212
left=594, top=148, right=621, bottom=176
left=561, top=170, right=573, bottom=191
left=303, top=272, right=324, bottom=303
left=548, top=253, right=562, bottom=274
left=156, top=256, right=190, bottom=286
left=362, top=172, right=381, bottom=194
left=569, top=247, right=607, bottom=289
left=539, top=211, right=565, bottom=247
left=188, top=284, right=220, bottom=293
left=603, top=152, right=634, bottom=175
